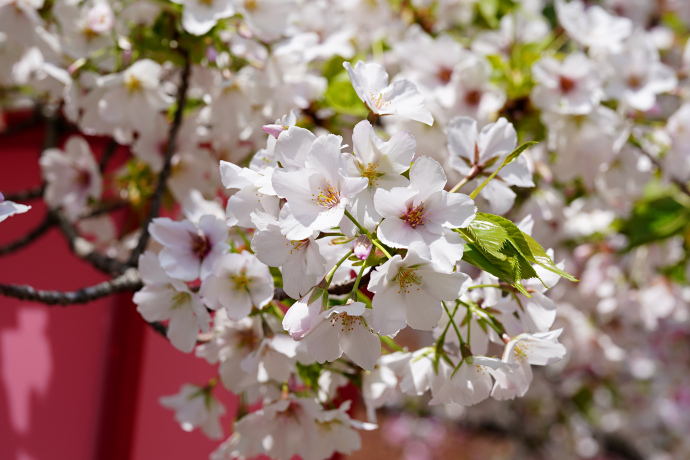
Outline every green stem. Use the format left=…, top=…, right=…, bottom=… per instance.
left=449, top=164, right=481, bottom=193
left=380, top=335, right=403, bottom=352
left=325, top=250, right=354, bottom=286
left=442, top=301, right=465, bottom=346
left=350, top=258, right=369, bottom=301
left=344, top=209, right=393, bottom=259
left=467, top=284, right=503, bottom=290
left=235, top=227, right=253, bottom=253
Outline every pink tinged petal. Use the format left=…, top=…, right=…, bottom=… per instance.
left=352, top=120, right=378, bottom=165
left=481, top=180, right=516, bottom=215
left=283, top=297, right=322, bottom=339
left=373, top=186, right=416, bottom=219
left=159, top=247, right=201, bottom=281
left=219, top=160, right=254, bottom=190
left=427, top=233, right=465, bottom=271
left=167, top=306, right=200, bottom=353
left=478, top=117, right=517, bottom=164
left=498, top=156, right=534, bottom=187
left=409, top=156, right=447, bottom=197
left=137, top=251, right=171, bottom=285
left=404, top=291, right=443, bottom=331
left=263, top=124, right=288, bottom=138
left=149, top=218, right=198, bottom=249
left=376, top=216, right=425, bottom=249
left=134, top=286, right=175, bottom=322
left=304, top=321, right=344, bottom=363
left=382, top=130, right=417, bottom=173
left=278, top=203, right=314, bottom=241
left=340, top=323, right=381, bottom=371
left=274, top=126, right=316, bottom=170
left=385, top=79, right=434, bottom=125
left=371, top=288, right=408, bottom=336
left=420, top=269, right=470, bottom=301
left=522, top=291, right=557, bottom=332
left=426, top=191, right=476, bottom=229
left=304, top=134, right=345, bottom=181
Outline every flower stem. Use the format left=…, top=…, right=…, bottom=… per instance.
left=449, top=164, right=481, bottom=193
left=344, top=209, right=393, bottom=259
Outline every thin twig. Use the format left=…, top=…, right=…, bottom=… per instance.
left=3, top=185, right=45, bottom=202
left=0, top=269, right=142, bottom=305
left=53, top=210, right=130, bottom=275
left=127, top=55, right=192, bottom=266
left=0, top=213, right=55, bottom=255
left=99, top=139, right=118, bottom=173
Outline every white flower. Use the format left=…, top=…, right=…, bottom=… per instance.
left=430, top=356, right=512, bottom=407
left=302, top=302, right=381, bottom=371
left=344, top=61, right=434, bottom=125
left=555, top=0, right=632, bottom=50
left=200, top=251, right=274, bottom=320
left=0, top=192, right=30, bottom=223
left=133, top=251, right=211, bottom=353
left=251, top=211, right=327, bottom=300
left=220, top=160, right=279, bottom=228
left=368, top=244, right=471, bottom=335
left=40, top=136, right=102, bottom=221
left=149, top=215, right=228, bottom=281
left=272, top=134, right=368, bottom=240
left=447, top=116, right=533, bottom=214
left=374, top=156, right=475, bottom=268
left=98, top=59, right=172, bottom=137
left=171, top=0, right=236, bottom=36
left=603, top=31, right=677, bottom=112
left=531, top=52, right=603, bottom=115
left=343, top=120, right=415, bottom=233
left=159, top=383, right=226, bottom=439
left=491, top=329, right=567, bottom=400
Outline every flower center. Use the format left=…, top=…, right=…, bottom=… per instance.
left=438, top=67, right=453, bottom=84
left=393, top=267, right=422, bottom=294
left=360, top=162, right=385, bottom=188
left=627, top=75, right=643, bottom=89
left=236, top=328, right=260, bottom=349
left=171, top=291, right=191, bottom=309
left=313, top=183, right=341, bottom=209
left=289, top=239, right=309, bottom=254
left=329, top=312, right=363, bottom=332
left=230, top=269, right=251, bottom=292
left=125, top=74, right=142, bottom=92
left=192, top=234, right=211, bottom=259
left=465, top=90, right=482, bottom=106
left=559, top=76, right=576, bottom=93
left=368, top=91, right=391, bottom=110
left=402, top=203, right=427, bottom=229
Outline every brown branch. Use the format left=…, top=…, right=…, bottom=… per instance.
left=0, top=269, right=142, bottom=305
left=53, top=211, right=129, bottom=276
left=0, top=213, right=55, bottom=255
left=127, top=55, right=192, bottom=266
left=3, top=185, right=45, bottom=202
left=99, top=139, right=118, bottom=173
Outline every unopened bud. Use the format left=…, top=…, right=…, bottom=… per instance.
left=262, top=124, right=288, bottom=138
left=353, top=235, right=372, bottom=260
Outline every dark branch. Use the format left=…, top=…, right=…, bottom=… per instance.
left=53, top=211, right=130, bottom=275
left=128, top=55, right=192, bottom=266
left=3, top=185, right=45, bottom=202
left=99, top=139, right=118, bottom=173
left=0, top=213, right=55, bottom=255
left=0, top=269, right=142, bottom=305
left=273, top=272, right=371, bottom=301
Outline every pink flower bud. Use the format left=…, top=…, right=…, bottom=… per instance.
left=353, top=235, right=372, bottom=260
left=262, top=124, right=288, bottom=138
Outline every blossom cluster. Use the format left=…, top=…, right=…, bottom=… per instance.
left=2, top=0, right=690, bottom=459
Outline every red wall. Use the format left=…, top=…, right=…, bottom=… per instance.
left=0, top=116, right=237, bottom=460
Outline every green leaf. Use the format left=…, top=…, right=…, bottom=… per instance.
left=617, top=191, right=690, bottom=249
left=469, top=141, right=537, bottom=200
left=472, top=213, right=578, bottom=283
left=324, top=72, right=368, bottom=117
left=461, top=243, right=531, bottom=296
